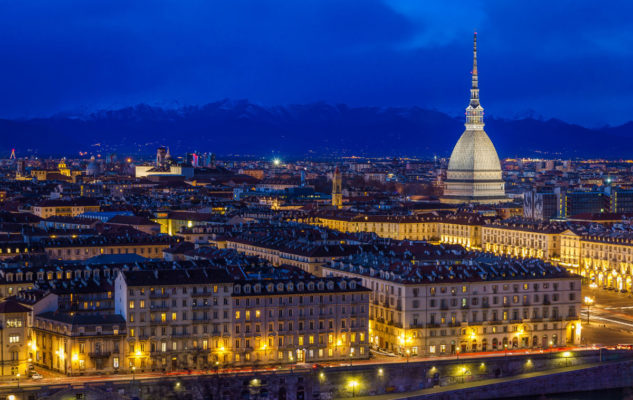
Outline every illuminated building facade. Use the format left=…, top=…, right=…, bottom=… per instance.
left=32, top=313, right=126, bottom=375
left=42, top=235, right=172, bottom=261
left=442, top=34, right=507, bottom=204
left=323, top=257, right=582, bottom=357
left=560, top=230, right=633, bottom=292
left=114, top=268, right=369, bottom=372
left=232, top=278, right=369, bottom=365
left=0, top=301, right=31, bottom=377
left=481, top=220, right=566, bottom=261
left=32, top=198, right=100, bottom=219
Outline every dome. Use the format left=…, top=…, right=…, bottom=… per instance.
left=447, top=128, right=502, bottom=173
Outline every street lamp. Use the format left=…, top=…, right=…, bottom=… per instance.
left=16, top=373, right=20, bottom=389
left=132, top=366, right=136, bottom=382
left=562, top=351, right=571, bottom=367
left=348, top=380, right=359, bottom=397
left=456, top=346, right=460, bottom=360
left=460, top=367, right=468, bottom=383
left=584, top=296, right=594, bottom=324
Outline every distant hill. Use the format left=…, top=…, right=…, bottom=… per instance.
left=0, top=99, right=630, bottom=158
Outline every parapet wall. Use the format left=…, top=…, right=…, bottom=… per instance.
left=5, top=349, right=633, bottom=400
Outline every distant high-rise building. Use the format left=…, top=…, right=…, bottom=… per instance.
left=560, top=190, right=609, bottom=218
left=611, top=188, right=633, bottom=214
left=523, top=189, right=559, bottom=221
left=442, top=33, right=508, bottom=204
left=332, top=166, right=342, bottom=208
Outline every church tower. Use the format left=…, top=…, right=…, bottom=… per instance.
left=441, top=33, right=508, bottom=204
left=332, top=166, right=342, bottom=208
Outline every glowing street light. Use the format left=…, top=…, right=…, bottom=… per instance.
left=348, top=380, right=359, bottom=397
left=272, top=158, right=281, bottom=166
left=584, top=296, right=594, bottom=324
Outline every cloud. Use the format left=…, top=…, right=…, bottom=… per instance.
left=0, top=0, right=631, bottom=125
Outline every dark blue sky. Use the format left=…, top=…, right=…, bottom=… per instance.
left=0, top=0, right=631, bottom=126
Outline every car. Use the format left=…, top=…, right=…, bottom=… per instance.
left=31, top=372, right=43, bottom=380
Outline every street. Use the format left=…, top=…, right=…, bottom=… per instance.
left=582, top=285, right=633, bottom=346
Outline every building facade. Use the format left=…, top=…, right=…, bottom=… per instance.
left=323, top=258, right=582, bottom=357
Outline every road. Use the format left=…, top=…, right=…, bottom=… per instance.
left=0, top=347, right=593, bottom=390
left=581, top=285, right=633, bottom=346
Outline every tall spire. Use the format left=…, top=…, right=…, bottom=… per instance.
left=466, top=31, right=483, bottom=127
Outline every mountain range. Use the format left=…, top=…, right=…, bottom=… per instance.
left=0, top=99, right=630, bottom=159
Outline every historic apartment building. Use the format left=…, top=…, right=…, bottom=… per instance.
left=560, top=228, right=633, bottom=292
left=114, top=268, right=369, bottom=372
left=322, top=255, right=582, bottom=357
left=31, top=198, right=100, bottom=219
left=42, top=235, right=173, bottom=261
left=32, top=313, right=127, bottom=375
left=306, top=212, right=633, bottom=292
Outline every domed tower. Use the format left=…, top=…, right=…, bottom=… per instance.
left=441, top=33, right=508, bottom=204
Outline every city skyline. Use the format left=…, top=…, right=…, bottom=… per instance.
left=1, top=2, right=633, bottom=399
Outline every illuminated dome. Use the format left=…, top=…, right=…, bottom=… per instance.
left=441, top=33, right=508, bottom=205
left=447, top=130, right=501, bottom=172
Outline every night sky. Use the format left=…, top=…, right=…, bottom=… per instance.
left=0, top=0, right=631, bottom=126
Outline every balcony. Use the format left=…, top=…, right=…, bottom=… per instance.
left=191, top=291, right=210, bottom=297
left=387, top=321, right=403, bottom=328
left=88, top=351, right=111, bottom=359
left=150, top=292, right=169, bottom=299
